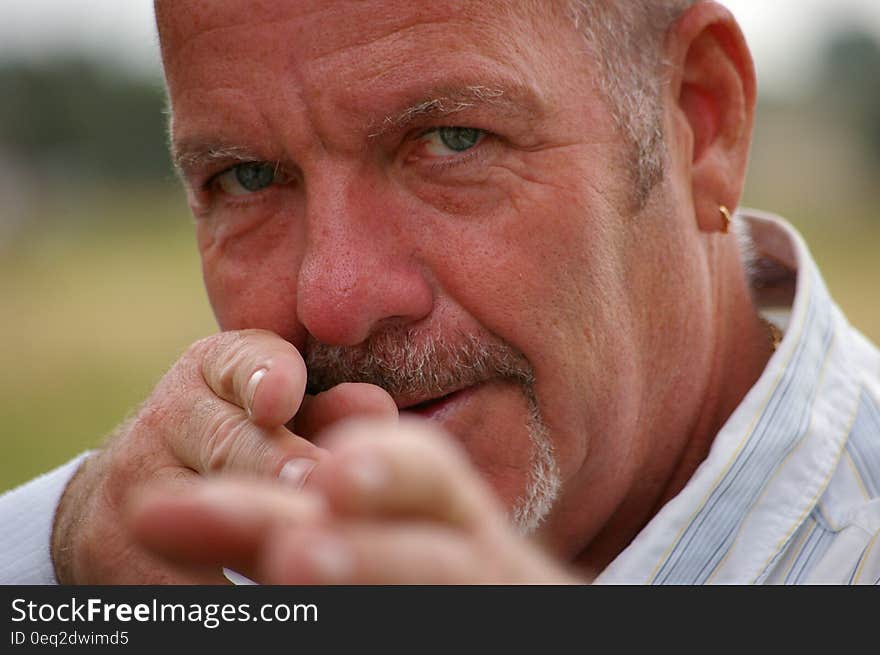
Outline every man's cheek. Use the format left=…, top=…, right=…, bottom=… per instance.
left=202, top=258, right=302, bottom=338
left=490, top=143, right=623, bottom=214
left=400, top=175, right=511, bottom=222
left=199, top=203, right=302, bottom=257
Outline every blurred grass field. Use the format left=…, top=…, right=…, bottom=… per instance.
left=0, top=187, right=217, bottom=490
left=1, top=180, right=879, bottom=492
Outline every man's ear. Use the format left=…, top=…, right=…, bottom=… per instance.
left=666, top=1, right=756, bottom=233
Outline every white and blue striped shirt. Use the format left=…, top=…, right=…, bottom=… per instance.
left=597, top=210, right=880, bottom=584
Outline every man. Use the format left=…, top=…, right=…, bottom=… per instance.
left=2, top=0, right=879, bottom=585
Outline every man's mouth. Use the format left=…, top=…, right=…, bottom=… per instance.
left=396, top=384, right=482, bottom=420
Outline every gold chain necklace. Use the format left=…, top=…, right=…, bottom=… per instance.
left=761, top=318, right=783, bottom=351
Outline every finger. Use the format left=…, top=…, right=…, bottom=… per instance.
left=83, top=466, right=229, bottom=584
left=261, top=524, right=480, bottom=584
left=170, top=393, right=327, bottom=482
left=197, top=329, right=307, bottom=428
left=260, top=524, right=575, bottom=585
left=294, top=383, right=398, bottom=440
left=127, top=477, right=327, bottom=578
left=307, top=418, right=504, bottom=531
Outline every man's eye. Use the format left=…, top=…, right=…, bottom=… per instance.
left=422, top=127, right=485, bottom=156
left=214, top=162, right=277, bottom=196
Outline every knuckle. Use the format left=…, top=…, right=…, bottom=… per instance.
left=199, top=329, right=275, bottom=357
left=198, top=407, right=276, bottom=476
left=257, top=444, right=289, bottom=477
left=132, top=391, right=188, bottom=453
left=410, top=423, right=468, bottom=464
left=200, top=411, right=243, bottom=473
left=101, top=443, right=151, bottom=512
left=193, top=331, right=272, bottom=397
left=180, top=336, right=217, bottom=376
left=134, top=361, right=199, bottom=439
left=187, top=333, right=229, bottom=359
left=372, top=420, right=461, bottom=464
left=187, top=332, right=243, bottom=376
left=131, top=398, right=169, bottom=436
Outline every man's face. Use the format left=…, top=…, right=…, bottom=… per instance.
left=158, top=0, right=710, bottom=556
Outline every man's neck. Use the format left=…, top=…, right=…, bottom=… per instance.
left=654, top=252, right=776, bottom=508
left=570, top=231, right=778, bottom=580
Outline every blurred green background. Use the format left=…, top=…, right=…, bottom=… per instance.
left=2, top=6, right=879, bottom=492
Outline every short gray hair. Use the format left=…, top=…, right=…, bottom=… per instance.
left=567, top=0, right=699, bottom=206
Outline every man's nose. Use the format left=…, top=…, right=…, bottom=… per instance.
left=296, top=171, right=434, bottom=346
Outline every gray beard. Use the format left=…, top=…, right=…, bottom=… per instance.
left=305, top=327, right=561, bottom=533
left=512, top=383, right=562, bottom=535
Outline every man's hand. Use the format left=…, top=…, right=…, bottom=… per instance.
left=51, top=330, right=396, bottom=584
left=127, top=419, right=579, bottom=584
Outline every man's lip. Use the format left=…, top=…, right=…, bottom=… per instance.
left=397, top=384, right=480, bottom=418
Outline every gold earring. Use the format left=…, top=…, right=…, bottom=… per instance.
left=719, top=205, right=732, bottom=234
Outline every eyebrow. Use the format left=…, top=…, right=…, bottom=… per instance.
left=171, top=143, right=264, bottom=183
left=368, top=82, right=545, bottom=138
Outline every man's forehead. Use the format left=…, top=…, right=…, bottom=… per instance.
left=157, top=0, right=601, bottom=169
left=155, top=0, right=569, bottom=54
left=158, top=1, right=580, bottom=115
left=155, top=0, right=300, bottom=45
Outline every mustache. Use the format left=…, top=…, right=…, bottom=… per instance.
left=304, top=327, right=534, bottom=398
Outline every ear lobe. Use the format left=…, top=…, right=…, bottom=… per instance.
left=667, top=3, right=756, bottom=233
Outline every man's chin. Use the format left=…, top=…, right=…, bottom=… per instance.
left=402, top=379, right=557, bottom=527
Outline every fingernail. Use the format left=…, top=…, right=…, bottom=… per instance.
left=223, top=568, right=258, bottom=586
left=308, top=536, right=353, bottom=582
left=279, top=458, right=318, bottom=489
left=245, top=368, right=267, bottom=417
